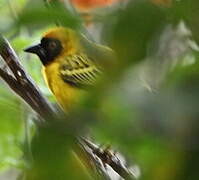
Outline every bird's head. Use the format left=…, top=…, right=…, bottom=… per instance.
left=24, top=27, right=79, bottom=65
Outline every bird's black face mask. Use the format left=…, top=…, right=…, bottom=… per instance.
left=24, top=38, right=63, bottom=65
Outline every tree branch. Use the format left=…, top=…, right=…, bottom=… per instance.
left=81, top=138, right=137, bottom=179
left=0, top=68, right=32, bottom=107
left=0, top=35, right=56, bottom=120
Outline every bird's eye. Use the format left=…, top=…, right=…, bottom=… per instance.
left=48, top=41, right=57, bottom=50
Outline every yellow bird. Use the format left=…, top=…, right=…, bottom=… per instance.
left=25, top=27, right=115, bottom=111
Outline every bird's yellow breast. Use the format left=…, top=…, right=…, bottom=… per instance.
left=42, top=59, right=84, bottom=111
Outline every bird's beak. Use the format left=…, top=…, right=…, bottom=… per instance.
left=24, top=44, right=47, bottom=61
left=24, top=44, right=41, bottom=54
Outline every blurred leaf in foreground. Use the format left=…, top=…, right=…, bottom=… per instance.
left=0, top=86, right=23, bottom=172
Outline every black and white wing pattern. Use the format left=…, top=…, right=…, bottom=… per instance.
left=59, top=54, right=102, bottom=88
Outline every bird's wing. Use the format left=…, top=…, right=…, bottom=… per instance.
left=59, top=54, right=102, bottom=88
left=79, top=34, right=116, bottom=68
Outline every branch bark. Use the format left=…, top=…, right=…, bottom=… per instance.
left=0, top=35, right=56, bottom=121
left=81, top=138, right=137, bottom=179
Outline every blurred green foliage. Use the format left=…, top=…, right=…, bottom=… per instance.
left=0, top=86, right=23, bottom=172
left=0, top=0, right=199, bottom=179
